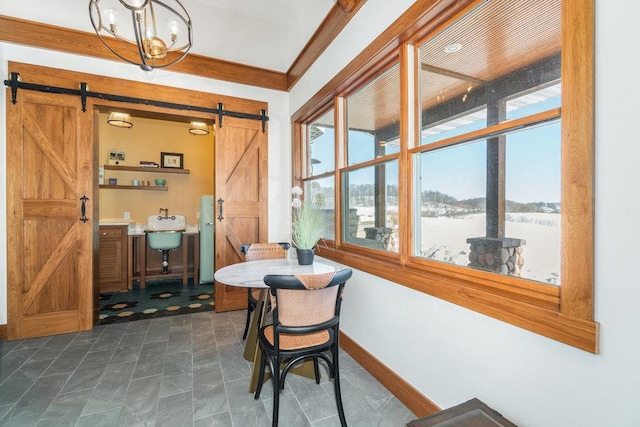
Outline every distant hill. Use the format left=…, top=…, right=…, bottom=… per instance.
left=345, top=185, right=560, bottom=215
left=421, top=190, right=560, bottom=216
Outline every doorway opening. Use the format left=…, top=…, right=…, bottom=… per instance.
left=95, top=109, right=215, bottom=322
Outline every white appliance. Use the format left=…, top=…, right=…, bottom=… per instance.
left=199, top=195, right=215, bottom=283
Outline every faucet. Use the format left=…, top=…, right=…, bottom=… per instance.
left=158, top=208, right=176, bottom=220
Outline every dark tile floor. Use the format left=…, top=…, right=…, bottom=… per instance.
left=99, top=281, right=214, bottom=324
left=0, top=310, right=416, bottom=426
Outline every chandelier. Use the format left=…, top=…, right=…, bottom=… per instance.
left=89, top=0, right=193, bottom=71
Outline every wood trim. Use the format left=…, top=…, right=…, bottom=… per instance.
left=340, top=332, right=440, bottom=418
left=0, top=15, right=287, bottom=91
left=560, top=0, right=594, bottom=320
left=1, top=6, right=367, bottom=94
left=409, top=108, right=562, bottom=154
left=286, top=0, right=367, bottom=90
left=292, top=123, right=303, bottom=188
left=0, top=324, right=6, bottom=340
left=336, top=0, right=357, bottom=13
left=326, top=248, right=597, bottom=353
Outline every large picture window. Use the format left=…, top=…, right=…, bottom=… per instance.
left=414, top=0, right=562, bottom=285
left=293, top=0, right=595, bottom=352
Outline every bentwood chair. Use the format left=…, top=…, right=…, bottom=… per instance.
left=240, top=242, right=290, bottom=340
left=254, top=268, right=353, bottom=427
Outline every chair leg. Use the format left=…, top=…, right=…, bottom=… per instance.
left=254, top=348, right=267, bottom=399
left=313, top=358, right=321, bottom=384
left=332, top=348, right=347, bottom=427
left=272, top=355, right=281, bottom=427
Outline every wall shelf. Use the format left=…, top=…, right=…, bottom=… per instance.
left=103, top=165, right=190, bottom=174
left=99, top=185, right=168, bottom=191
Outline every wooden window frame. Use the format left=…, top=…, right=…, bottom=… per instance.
left=292, top=0, right=596, bottom=353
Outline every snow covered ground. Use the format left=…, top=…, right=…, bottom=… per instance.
left=354, top=207, right=560, bottom=284
left=421, top=213, right=560, bottom=284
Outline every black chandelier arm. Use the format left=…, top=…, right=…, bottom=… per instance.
left=3, top=72, right=269, bottom=132
left=132, top=9, right=150, bottom=69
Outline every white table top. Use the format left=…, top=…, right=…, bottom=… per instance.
left=214, top=259, right=348, bottom=288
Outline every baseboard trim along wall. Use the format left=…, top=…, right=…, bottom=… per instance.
left=0, top=324, right=7, bottom=340
left=339, top=331, right=440, bottom=418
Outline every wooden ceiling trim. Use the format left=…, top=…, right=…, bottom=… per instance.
left=286, top=0, right=367, bottom=91
left=336, top=0, right=357, bottom=13
left=1, top=1, right=369, bottom=94
left=0, top=15, right=288, bottom=91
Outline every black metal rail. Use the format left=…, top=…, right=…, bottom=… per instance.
left=4, top=72, right=269, bottom=132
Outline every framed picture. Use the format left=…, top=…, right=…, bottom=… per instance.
left=108, top=149, right=126, bottom=165
left=161, top=152, right=184, bottom=169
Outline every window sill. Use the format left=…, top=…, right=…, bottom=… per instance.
left=318, top=245, right=598, bottom=353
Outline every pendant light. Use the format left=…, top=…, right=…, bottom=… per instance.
left=189, top=121, right=209, bottom=135
left=107, top=112, right=133, bottom=128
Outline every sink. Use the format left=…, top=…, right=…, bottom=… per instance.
left=146, top=214, right=186, bottom=250
left=146, top=230, right=184, bottom=250
left=146, top=214, right=186, bottom=232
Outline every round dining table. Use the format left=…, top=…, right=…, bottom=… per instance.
left=214, top=258, right=347, bottom=288
left=214, top=258, right=350, bottom=392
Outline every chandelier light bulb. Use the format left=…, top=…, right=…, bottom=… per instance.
left=106, top=9, right=116, bottom=24
left=170, top=21, right=179, bottom=36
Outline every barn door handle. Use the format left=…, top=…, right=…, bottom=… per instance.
left=217, top=198, right=224, bottom=221
left=80, top=195, right=89, bottom=223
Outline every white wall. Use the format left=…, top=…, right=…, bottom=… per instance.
left=291, top=0, right=640, bottom=425
left=0, top=45, right=292, bottom=325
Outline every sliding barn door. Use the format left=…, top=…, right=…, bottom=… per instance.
left=214, top=116, right=268, bottom=312
left=6, top=89, right=95, bottom=339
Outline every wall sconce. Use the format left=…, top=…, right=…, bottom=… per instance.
left=107, top=112, right=133, bottom=128
left=189, top=121, right=209, bottom=135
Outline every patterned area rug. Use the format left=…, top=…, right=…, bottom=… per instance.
left=99, top=280, right=214, bottom=324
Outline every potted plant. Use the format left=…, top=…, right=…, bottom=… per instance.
left=291, top=186, right=324, bottom=265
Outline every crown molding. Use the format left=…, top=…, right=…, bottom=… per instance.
left=0, top=15, right=287, bottom=91
left=287, top=0, right=367, bottom=90
left=0, top=2, right=365, bottom=93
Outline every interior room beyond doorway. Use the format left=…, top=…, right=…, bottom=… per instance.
left=97, top=111, right=214, bottom=297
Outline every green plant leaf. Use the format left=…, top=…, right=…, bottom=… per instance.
left=292, top=203, right=324, bottom=249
